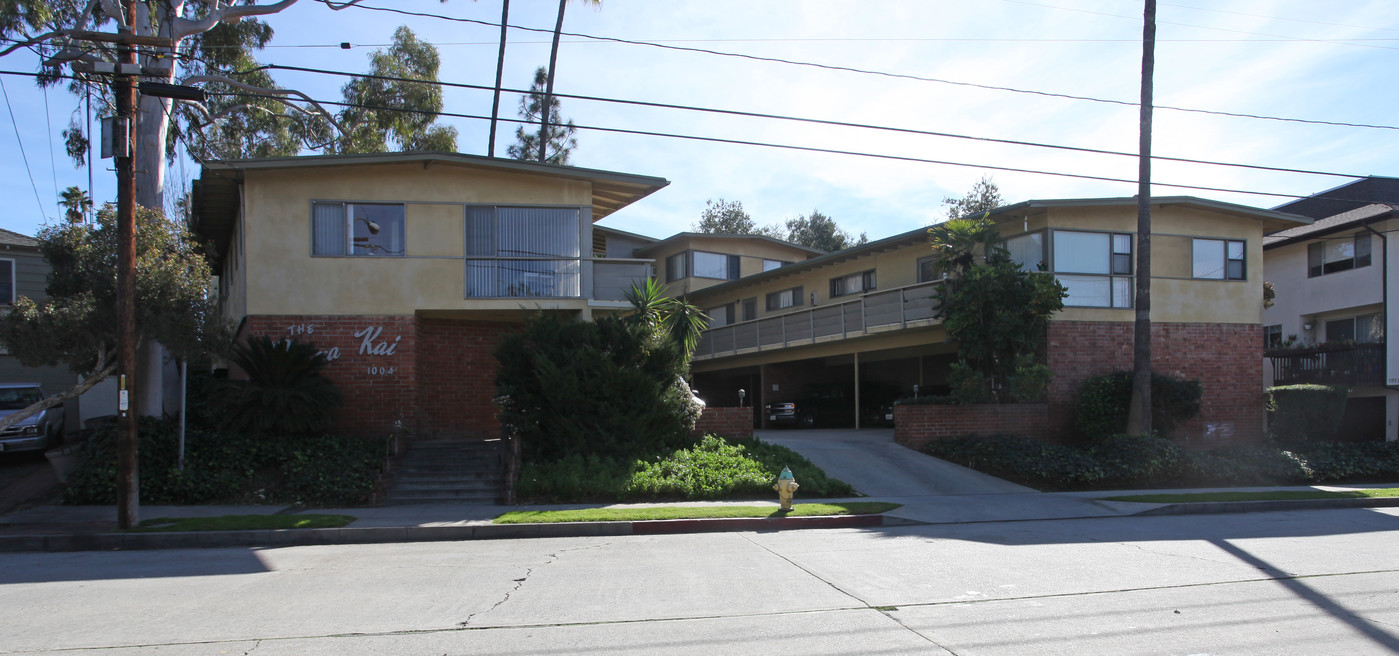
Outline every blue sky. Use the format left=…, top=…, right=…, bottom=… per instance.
left=2, top=0, right=1397, bottom=241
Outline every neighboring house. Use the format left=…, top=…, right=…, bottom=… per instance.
left=1263, top=177, right=1398, bottom=442
left=686, top=197, right=1308, bottom=444
left=191, top=152, right=677, bottom=439
left=0, top=228, right=119, bottom=434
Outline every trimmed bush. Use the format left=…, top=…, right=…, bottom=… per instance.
left=495, top=313, right=702, bottom=461
left=1179, top=447, right=1313, bottom=486
left=1076, top=371, right=1203, bottom=442
left=1268, top=384, right=1348, bottom=445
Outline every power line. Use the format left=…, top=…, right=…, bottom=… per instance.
left=260, top=63, right=1369, bottom=181
left=0, top=76, right=50, bottom=221
left=331, top=2, right=1399, bottom=132
left=1003, top=0, right=1399, bottom=51
left=217, top=88, right=1325, bottom=202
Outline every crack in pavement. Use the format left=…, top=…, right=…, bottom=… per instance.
left=242, top=638, right=262, bottom=655
left=458, top=542, right=613, bottom=627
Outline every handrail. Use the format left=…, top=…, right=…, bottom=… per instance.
left=695, top=279, right=943, bottom=359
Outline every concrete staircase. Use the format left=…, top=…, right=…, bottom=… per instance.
left=382, top=439, right=506, bottom=504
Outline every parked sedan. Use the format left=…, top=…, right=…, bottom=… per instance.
left=0, top=383, right=64, bottom=453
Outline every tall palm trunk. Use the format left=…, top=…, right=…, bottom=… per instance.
left=1127, top=0, right=1156, bottom=435
left=488, top=0, right=509, bottom=157
left=538, top=0, right=567, bottom=163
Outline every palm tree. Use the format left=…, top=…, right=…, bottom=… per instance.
left=926, top=213, right=1006, bottom=283
left=58, top=186, right=92, bottom=224
left=537, top=0, right=601, bottom=163
left=624, top=278, right=709, bottom=356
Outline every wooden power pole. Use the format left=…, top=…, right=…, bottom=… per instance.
left=115, top=0, right=140, bottom=529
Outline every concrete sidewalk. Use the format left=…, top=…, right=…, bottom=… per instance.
left=3, top=484, right=1398, bottom=553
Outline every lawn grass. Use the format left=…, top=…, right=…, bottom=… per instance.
left=129, top=514, right=356, bottom=532
left=1100, top=488, right=1399, bottom=504
left=493, top=502, right=901, bottom=524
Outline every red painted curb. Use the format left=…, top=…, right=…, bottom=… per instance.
left=632, top=514, right=884, bottom=535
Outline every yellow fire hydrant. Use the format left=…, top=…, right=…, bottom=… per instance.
left=773, top=466, right=799, bottom=512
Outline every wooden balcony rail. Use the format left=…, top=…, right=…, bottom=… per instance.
left=694, top=280, right=943, bottom=360
left=1267, top=342, right=1385, bottom=387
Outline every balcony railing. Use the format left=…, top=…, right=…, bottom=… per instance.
left=694, top=280, right=943, bottom=360
left=1267, top=342, right=1386, bottom=387
left=464, top=257, right=653, bottom=301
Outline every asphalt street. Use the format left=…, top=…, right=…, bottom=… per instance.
left=2, top=506, right=1397, bottom=655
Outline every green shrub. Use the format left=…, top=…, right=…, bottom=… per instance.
left=515, top=435, right=854, bottom=503
left=1268, top=384, right=1349, bottom=445
left=219, top=336, right=344, bottom=436
left=921, top=435, right=1105, bottom=490
left=496, top=313, right=701, bottom=461
left=947, top=361, right=990, bottom=404
left=1075, top=371, right=1203, bottom=442
left=1006, top=354, right=1052, bottom=403
left=1179, top=447, right=1313, bottom=486
left=1089, top=434, right=1184, bottom=487
left=1292, top=441, right=1399, bottom=482
left=63, top=416, right=386, bottom=507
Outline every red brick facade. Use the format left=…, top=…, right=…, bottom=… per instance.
left=1047, top=321, right=1265, bottom=445
left=693, top=407, right=754, bottom=438
left=416, top=318, right=514, bottom=439
left=893, top=403, right=1049, bottom=450
left=239, top=315, right=517, bottom=439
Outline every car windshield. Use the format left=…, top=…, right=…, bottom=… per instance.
left=0, top=388, right=43, bottom=410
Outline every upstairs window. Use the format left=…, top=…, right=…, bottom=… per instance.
left=0, top=258, right=13, bottom=305
left=1326, top=313, right=1381, bottom=343
left=916, top=256, right=939, bottom=283
left=1264, top=324, right=1282, bottom=348
left=829, top=270, right=876, bottom=297
left=705, top=303, right=732, bottom=328
left=665, top=253, right=687, bottom=282
left=761, top=259, right=785, bottom=272
left=312, top=202, right=405, bottom=256
left=1052, top=230, right=1133, bottom=308
left=1308, top=232, right=1371, bottom=278
left=1193, top=238, right=1245, bottom=280
left=465, top=206, right=581, bottom=298
left=741, top=297, right=757, bottom=321
left=1006, top=232, right=1046, bottom=271
left=766, top=285, right=804, bottom=311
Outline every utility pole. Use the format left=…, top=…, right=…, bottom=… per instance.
left=1127, top=0, right=1156, bottom=436
left=115, top=0, right=140, bottom=530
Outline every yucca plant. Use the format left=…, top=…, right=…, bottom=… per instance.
left=220, top=336, right=344, bottom=436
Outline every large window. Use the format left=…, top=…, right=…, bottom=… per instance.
left=1264, top=324, right=1282, bottom=348
left=312, top=202, right=405, bottom=256
left=1052, top=230, right=1133, bottom=308
left=465, top=206, right=581, bottom=298
left=0, top=258, right=13, bottom=305
left=1326, top=313, right=1381, bottom=343
left=766, top=285, right=804, bottom=311
left=761, top=259, right=785, bottom=272
left=705, top=303, right=732, bottom=328
left=665, top=250, right=739, bottom=281
left=1193, top=238, right=1245, bottom=280
left=1308, top=232, right=1371, bottom=278
left=916, top=256, right=939, bottom=283
left=829, top=270, right=876, bottom=297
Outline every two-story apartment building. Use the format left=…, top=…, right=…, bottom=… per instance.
left=686, top=197, right=1307, bottom=443
left=1263, top=177, right=1399, bottom=442
left=192, top=152, right=671, bottom=440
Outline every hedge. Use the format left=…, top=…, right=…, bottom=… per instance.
left=1268, top=384, right=1349, bottom=445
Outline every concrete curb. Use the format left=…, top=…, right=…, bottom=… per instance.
left=1138, top=496, right=1399, bottom=516
left=0, top=514, right=887, bottom=553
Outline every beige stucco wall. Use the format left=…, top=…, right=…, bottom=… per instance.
left=689, top=203, right=1272, bottom=329
left=238, top=164, right=594, bottom=317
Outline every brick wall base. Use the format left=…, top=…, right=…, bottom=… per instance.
left=239, top=315, right=517, bottom=439
left=693, top=407, right=754, bottom=438
left=894, top=403, right=1049, bottom=450
left=1047, top=321, right=1265, bottom=446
